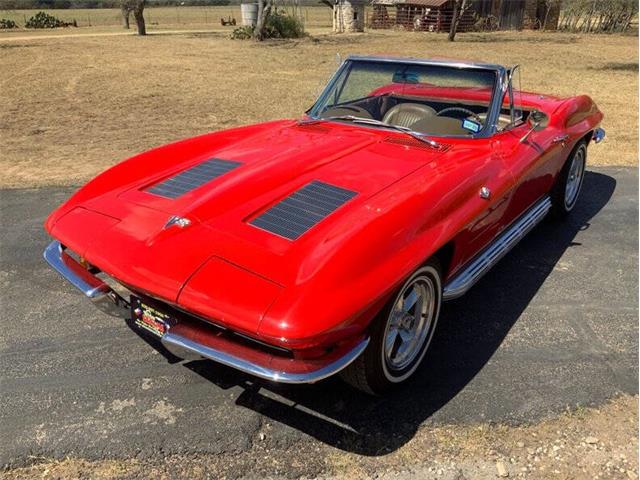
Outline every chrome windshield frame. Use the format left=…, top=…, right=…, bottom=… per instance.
left=308, top=55, right=508, bottom=139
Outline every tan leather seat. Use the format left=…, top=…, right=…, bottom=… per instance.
left=476, top=113, right=511, bottom=131
left=382, top=103, right=436, bottom=128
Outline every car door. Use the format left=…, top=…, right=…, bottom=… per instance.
left=445, top=140, right=515, bottom=280
left=493, top=66, right=567, bottom=225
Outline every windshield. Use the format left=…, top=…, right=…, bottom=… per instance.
left=309, top=59, right=499, bottom=137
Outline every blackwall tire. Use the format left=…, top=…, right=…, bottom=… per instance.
left=341, top=260, right=442, bottom=395
left=551, top=140, right=587, bottom=219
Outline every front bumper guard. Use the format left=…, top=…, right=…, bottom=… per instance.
left=43, top=240, right=368, bottom=384
left=162, top=328, right=368, bottom=384
left=43, top=241, right=130, bottom=317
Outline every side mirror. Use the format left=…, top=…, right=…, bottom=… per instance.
left=528, top=109, right=549, bottom=130
left=520, top=109, right=549, bottom=143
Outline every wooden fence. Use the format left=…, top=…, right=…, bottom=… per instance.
left=368, top=7, right=481, bottom=32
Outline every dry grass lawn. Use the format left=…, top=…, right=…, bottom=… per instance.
left=0, top=19, right=637, bottom=188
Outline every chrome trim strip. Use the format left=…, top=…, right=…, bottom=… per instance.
left=161, top=333, right=370, bottom=384
left=345, top=55, right=506, bottom=71
left=443, top=196, right=552, bottom=300
left=593, top=128, right=605, bottom=144
left=308, top=56, right=507, bottom=139
left=43, top=240, right=110, bottom=298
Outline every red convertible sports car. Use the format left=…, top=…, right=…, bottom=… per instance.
left=44, top=56, right=604, bottom=394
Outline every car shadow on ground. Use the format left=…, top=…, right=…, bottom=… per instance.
left=180, top=170, right=616, bottom=456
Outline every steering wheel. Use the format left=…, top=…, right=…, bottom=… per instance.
left=436, top=107, right=482, bottom=123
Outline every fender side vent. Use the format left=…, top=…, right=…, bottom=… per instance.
left=384, top=136, right=452, bottom=152
left=250, top=181, right=357, bottom=240
left=294, top=123, right=331, bottom=133
left=147, top=158, right=241, bottom=199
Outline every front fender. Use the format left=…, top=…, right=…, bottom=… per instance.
left=552, top=95, right=604, bottom=142
left=258, top=146, right=501, bottom=348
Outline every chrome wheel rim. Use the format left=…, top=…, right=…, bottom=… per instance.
left=383, top=275, right=436, bottom=372
left=565, top=147, right=585, bottom=209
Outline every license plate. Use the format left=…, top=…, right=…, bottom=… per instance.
left=130, top=296, right=172, bottom=338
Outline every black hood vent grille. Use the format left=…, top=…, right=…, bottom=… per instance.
left=147, top=158, right=241, bottom=199
left=250, top=181, right=357, bottom=240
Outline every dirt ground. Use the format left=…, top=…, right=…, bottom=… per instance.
left=3, top=394, right=637, bottom=479
left=0, top=26, right=637, bottom=188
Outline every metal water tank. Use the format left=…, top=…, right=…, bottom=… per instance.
left=241, top=3, right=258, bottom=27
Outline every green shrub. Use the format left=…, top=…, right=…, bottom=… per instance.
left=231, top=25, right=254, bottom=39
left=25, top=11, right=76, bottom=28
left=266, top=10, right=305, bottom=38
left=0, top=19, right=19, bottom=29
left=232, top=10, right=305, bottom=40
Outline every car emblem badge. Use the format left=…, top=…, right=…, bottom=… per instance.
left=480, top=187, right=491, bottom=199
left=164, top=215, right=191, bottom=229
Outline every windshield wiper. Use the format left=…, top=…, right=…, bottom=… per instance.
left=299, top=115, right=442, bottom=149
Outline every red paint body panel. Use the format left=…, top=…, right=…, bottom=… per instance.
left=51, top=207, right=120, bottom=258
left=178, top=256, right=282, bottom=334
left=45, top=68, right=604, bottom=352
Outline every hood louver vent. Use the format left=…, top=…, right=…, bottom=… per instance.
left=147, top=158, right=241, bottom=199
left=250, top=181, right=357, bottom=240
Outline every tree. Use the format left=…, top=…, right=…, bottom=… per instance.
left=120, top=0, right=145, bottom=34
left=447, top=0, right=468, bottom=42
left=253, top=0, right=273, bottom=41
left=121, top=1, right=131, bottom=28
left=132, top=0, right=145, bottom=35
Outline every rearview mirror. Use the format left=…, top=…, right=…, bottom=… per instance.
left=520, top=109, right=549, bottom=143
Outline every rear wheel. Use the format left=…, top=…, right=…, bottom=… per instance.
left=551, top=140, right=587, bottom=218
left=341, top=260, right=442, bottom=395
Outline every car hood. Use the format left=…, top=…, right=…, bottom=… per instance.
left=48, top=120, right=456, bottom=331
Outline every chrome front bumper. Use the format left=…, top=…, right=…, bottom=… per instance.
left=43, top=241, right=130, bottom=317
left=162, top=330, right=368, bottom=384
left=43, top=240, right=368, bottom=384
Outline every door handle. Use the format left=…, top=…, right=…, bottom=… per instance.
left=552, top=134, right=569, bottom=146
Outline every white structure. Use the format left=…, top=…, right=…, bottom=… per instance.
left=241, top=2, right=258, bottom=27
left=333, top=0, right=366, bottom=32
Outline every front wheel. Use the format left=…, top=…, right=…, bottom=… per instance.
left=551, top=140, right=587, bottom=218
left=341, top=261, right=442, bottom=395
